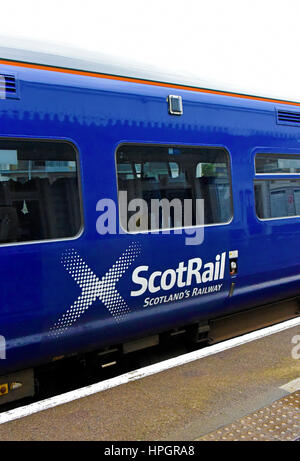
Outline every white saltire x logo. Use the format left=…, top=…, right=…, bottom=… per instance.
left=50, top=242, right=141, bottom=337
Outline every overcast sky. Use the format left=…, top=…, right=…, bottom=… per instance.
left=1, top=0, right=300, bottom=100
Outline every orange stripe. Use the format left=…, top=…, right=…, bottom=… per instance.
left=1, top=57, right=300, bottom=107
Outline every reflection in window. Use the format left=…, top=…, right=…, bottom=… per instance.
left=0, top=140, right=81, bottom=244
left=254, top=179, right=300, bottom=219
left=116, top=145, right=232, bottom=231
left=255, top=154, right=300, bottom=174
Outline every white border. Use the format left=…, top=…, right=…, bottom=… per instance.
left=0, top=316, right=299, bottom=426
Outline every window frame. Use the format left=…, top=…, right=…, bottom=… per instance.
left=0, top=137, right=84, bottom=247
left=255, top=153, right=300, bottom=176
left=115, top=142, right=234, bottom=234
left=254, top=150, right=300, bottom=221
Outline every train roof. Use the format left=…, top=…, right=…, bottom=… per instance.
left=0, top=38, right=299, bottom=106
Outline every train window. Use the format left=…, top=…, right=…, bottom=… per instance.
left=254, top=179, right=300, bottom=219
left=0, top=140, right=82, bottom=244
left=255, top=154, right=300, bottom=174
left=116, top=144, right=232, bottom=232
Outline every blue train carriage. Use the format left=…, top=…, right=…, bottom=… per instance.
left=0, top=46, right=299, bottom=404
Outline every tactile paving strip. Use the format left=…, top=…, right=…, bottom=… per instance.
left=198, top=391, right=300, bottom=441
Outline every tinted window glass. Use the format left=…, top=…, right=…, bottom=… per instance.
left=116, top=145, right=232, bottom=231
left=254, top=179, right=300, bottom=219
left=0, top=140, right=81, bottom=243
left=256, top=154, right=300, bottom=174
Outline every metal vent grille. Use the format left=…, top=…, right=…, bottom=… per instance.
left=277, top=109, right=300, bottom=127
left=0, top=74, right=19, bottom=99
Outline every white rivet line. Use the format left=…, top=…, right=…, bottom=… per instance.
left=0, top=315, right=299, bottom=425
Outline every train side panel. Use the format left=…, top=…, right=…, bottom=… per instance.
left=0, top=63, right=299, bottom=374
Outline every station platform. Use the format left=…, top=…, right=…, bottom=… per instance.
left=0, top=324, right=299, bottom=441
left=199, top=390, right=299, bottom=441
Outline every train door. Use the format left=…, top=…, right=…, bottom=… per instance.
left=113, top=143, right=235, bottom=330
left=249, top=150, right=300, bottom=307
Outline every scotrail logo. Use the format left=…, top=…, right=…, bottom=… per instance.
left=131, top=253, right=226, bottom=297
left=50, top=245, right=227, bottom=336
left=131, top=253, right=226, bottom=308
left=49, top=243, right=142, bottom=337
